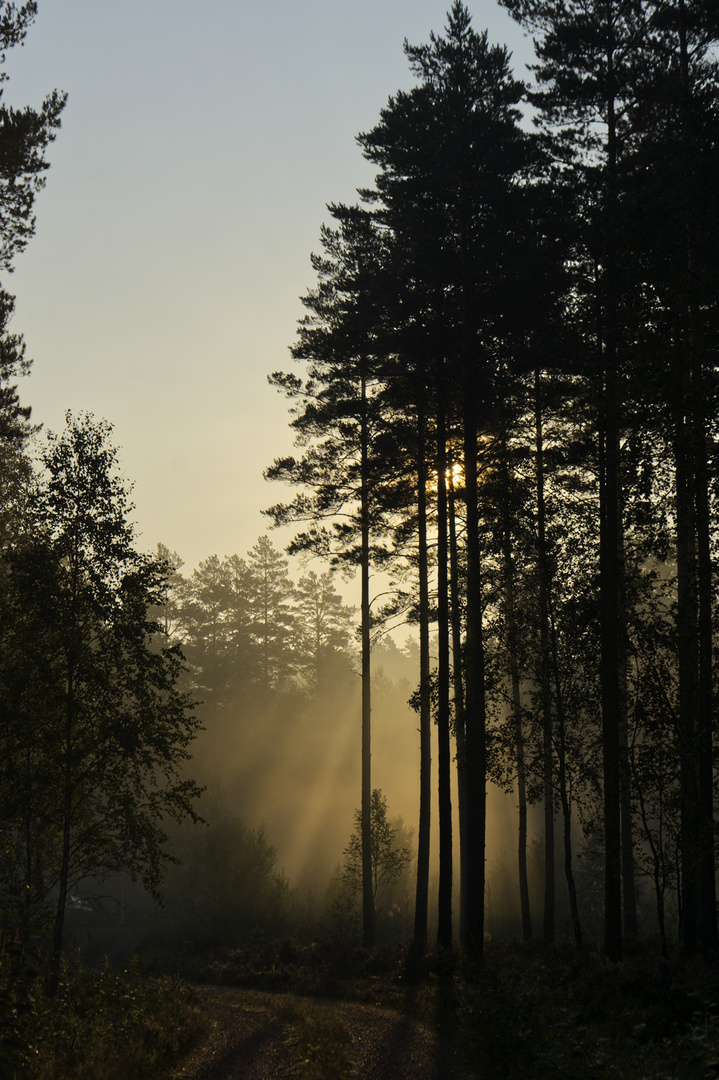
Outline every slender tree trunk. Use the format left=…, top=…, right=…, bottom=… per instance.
left=448, top=456, right=468, bottom=944
left=634, top=742, right=669, bottom=958
left=672, top=6, right=699, bottom=945
left=462, top=379, right=486, bottom=960
left=535, top=370, right=555, bottom=943
left=360, top=372, right=375, bottom=948
left=694, top=396, right=717, bottom=964
left=50, top=668, right=74, bottom=997
left=619, top=724, right=638, bottom=939
left=599, top=48, right=623, bottom=964
left=618, top=639, right=638, bottom=940
left=513, top=669, right=532, bottom=943
left=676, top=0, right=717, bottom=965
left=548, top=604, right=583, bottom=952
left=460, top=166, right=485, bottom=958
left=617, top=441, right=637, bottom=941
left=675, top=350, right=699, bottom=961
left=500, top=432, right=531, bottom=942
left=436, top=384, right=453, bottom=949
left=600, top=371, right=623, bottom=962
left=414, top=408, right=432, bottom=948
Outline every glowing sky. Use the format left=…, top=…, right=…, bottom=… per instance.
left=5, top=0, right=533, bottom=570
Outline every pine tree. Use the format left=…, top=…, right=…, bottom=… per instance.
left=266, top=204, right=392, bottom=948
left=359, top=0, right=545, bottom=957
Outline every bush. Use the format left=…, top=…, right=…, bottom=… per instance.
left=0, top=949, right=206, bottom=1080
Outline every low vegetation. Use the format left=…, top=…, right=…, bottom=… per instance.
left=0, top=938, right=206, bottom=1080
left=4, top=930, right=719, bottom=1078
left=145, top=937, right=719, bottom=1079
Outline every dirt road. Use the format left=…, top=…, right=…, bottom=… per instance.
left=167, top=985, right=479, bottom=1080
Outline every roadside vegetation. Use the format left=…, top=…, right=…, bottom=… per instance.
left=152, top=938, right=719, bottom=1080
left=0, top=937, right=205, bottom=1080
left=4, top=925, right=719, bottom=1079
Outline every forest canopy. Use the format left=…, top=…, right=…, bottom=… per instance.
left=265, top=0, right=719, bottom=964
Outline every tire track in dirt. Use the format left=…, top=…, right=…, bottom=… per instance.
left=167, top=985, right=479, bottom=1080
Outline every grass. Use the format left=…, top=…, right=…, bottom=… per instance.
left=5, top=935, right=719, bottom=1079
left=451, top=942, right=719, bottom=1079
left=149, top=936, right=719, bottom=1079
left=0, top=953, right=207, bottom=1080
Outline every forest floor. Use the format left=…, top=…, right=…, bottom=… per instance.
left=166, top=983, right=477, bottom=1080
left=148, top=939, right=719, bottom=1080
left=9, top=937, right=719, bottom=1079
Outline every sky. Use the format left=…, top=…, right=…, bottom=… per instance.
left=4, top=0, right=535, bottom=573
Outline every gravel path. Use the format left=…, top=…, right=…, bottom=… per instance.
left=166, top=985, right=479, bottom=1080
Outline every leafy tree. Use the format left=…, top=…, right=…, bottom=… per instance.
left=164, top=795, right=292, bottom=940
left=340, top=789, right=411, bottom=920
left=0, top=2, right=64, bottom=438
left=631, top=21, right=719, bottom=964
left=181, top=554, right=236, bottom=705
left=0, top=413, right=202, bottom=988
left=0, top=3, right=65, bottom=527
left=153, top=543, right=186, bottom=642
left=498, top=0, right=719, bottom=962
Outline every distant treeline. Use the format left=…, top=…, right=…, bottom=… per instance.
left=155, top=538, right=357, bottom=707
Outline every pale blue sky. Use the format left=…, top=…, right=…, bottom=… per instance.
left=4, top=0, right=534, bottom=570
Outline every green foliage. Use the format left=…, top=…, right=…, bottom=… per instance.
left=463, top=944, right=719, bottom=1080
left=334, top=790, right=414, bottom=945
left=0, top=2, right=66, bottom=273
left=160, top=798, right=295, bottom=943
left=0, top=2, right=66, bottom=528
left=292, top=569, right=355, bottom=693
left=169, top=537, right=356, bottom=710
left=0, top=413, right=202, bottom=970
left=341, top=790, right=411, bottom=902
left=0, top=944, right=205, bottom=1080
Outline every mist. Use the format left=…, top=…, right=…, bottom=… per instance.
left=156, top=542, right=538, bottom=945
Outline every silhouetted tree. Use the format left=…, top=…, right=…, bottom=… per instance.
left=292, top=569, right=355, bottom=694
left=341, top=789, right=412, bottom=912
left=360, top=1, right=545, bottom=957
left=0, top=3, right=65, bottom=529
left=246, top=536, right=296, bottom=707
left=0, top=413, right=201, bottom=989
left=266, top=204, right=392, bottom=949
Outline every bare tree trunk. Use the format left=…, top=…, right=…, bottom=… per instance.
left=448, top=456, right=467, bottom=944
left=436, top=386, right=453, bottom=949
left=414, top=408, right=431, bottom=948
left=360, top=372, right=375, bottom=948
left=548, top=605, right=583, bottom=953
left=599, top=52, right=623, bottom=964
left=694, top=399, right=717, bottom=964
left=535, top=370, right=555, bottom=943
left=49, top=670, right=74, bottom=997
left=462, top=393, right=487, bottom=959
left=500, top=431, right=531, bottom=942
left=676, top=0, right=717, bottom=965
left=617, top=451, right=637, bottom=941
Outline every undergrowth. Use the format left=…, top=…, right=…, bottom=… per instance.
left=6, top=932, right=719, bottom=1079
left=145, top=936, right=719, bottom=1079
left=0, top=949, right=206, bottom=1080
